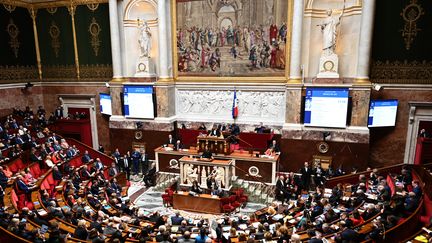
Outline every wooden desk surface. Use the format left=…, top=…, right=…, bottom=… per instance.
left=173, top=192, right=221, bottom=214
left=179, top=156, right=233, bottom=165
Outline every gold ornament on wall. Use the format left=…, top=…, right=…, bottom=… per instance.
left=7, top=18, right=20, bottom=58
left=46, top=7, right=57, bottom=15
left=88, top=17, right=101, bottom=56
left=3, top=3, right=15, bottom=13
left=49, top=21, right=61, bottom=58
left=86, top=3, right=99, bottom=11
left=400, top=0, right=424, bottom=50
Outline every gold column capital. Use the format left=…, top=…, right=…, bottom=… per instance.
left=354, top=77, right=371, bottom=85
left=287, top=78, right=302, bottom=84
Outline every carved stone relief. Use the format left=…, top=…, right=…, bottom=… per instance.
left=176, top=89, right=286, bottom=122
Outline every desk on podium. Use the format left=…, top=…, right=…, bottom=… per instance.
left=172, top=192, right=221, bottom=214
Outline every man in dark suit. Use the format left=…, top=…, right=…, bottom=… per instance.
left=111, top=148, right=121, bottom=162
left=143, top=162, right=156, bottom=187
left=201, top=146, right=213, bottom=159
left=275, top=175, right=287, bottom=202
left=208, top=125, right=221, bottom=137
left=81, top=150, right=93, bottom=164
left=174, top=140, right=183, bottom=151
left=230, top=123, right=240, bottom=136
left=254, top=122, right=266, bottom=133
left=140, top=150, right=149, bottom=175
left=131, top=148, right=141, bottom=175
left=339, top=221, right=361, bottom=242
left=29, top=148, right=41, bottom=162
left=300, top=161, right=313, bottom=191
left=171, top=211, right=184, bottom=225
left=269, top=140, right=280, bottom=153
left=167, top=134, right=175, bottom=145
left=118, top=154, right=130, bottom=180
left=108, top=162, right=119, bottom=177
left=0, top=166, right=9, bottom=189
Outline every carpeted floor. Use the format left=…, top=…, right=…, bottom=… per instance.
left=127, top=181, right=267, bottom=219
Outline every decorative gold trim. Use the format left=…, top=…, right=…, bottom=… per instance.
left=3, top=3, right=15, bottom=12
left=317, top=141, right=329, bottom=154
left=354, top=77, right=371, bottom=84
left=400, top=0, right=424, bottom=51
left=68, top=4, right=80, bottom=79
left=80, top=64, right=113, bottom=79
left=49, top=21, right=61, bottom=58
left=0, top=65, right=38, bottom=81
left=29, top=7, right=42, bottom=80
left=371, top=60, right=432, bottom=84
left=0, top=0, right=108, bottom=9
left=42, top=65, right=76, bottom=79
left=287, top=78, right=302, bottom=84
left=170, top=0, right=293, bottom=82
left=88, top=17, right=101, bottom=56
left=7, top=18, right=20, bottom=58
left=304, top=6, right=363, bottom=18
left=86, top=3, right=99, bottom=11
left=46, top=7, right=57, bottom=14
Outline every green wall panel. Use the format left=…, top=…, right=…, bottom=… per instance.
left=75, top=3, right=112, bottom=65
left=372, top=0, right=432, bottom=61
left=0, top=6, right=36, bottom=66
left=36, top=7, right=75, bottom=65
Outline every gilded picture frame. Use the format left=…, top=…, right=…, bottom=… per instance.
left=171, top=0, right=293, bottom=82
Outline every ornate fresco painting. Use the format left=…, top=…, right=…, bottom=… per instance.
left=174, top=0, right=291, bottom=78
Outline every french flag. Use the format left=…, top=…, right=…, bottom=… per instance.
left=232, top=88, right=238, bottom=119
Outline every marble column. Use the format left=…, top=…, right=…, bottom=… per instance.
left=350, top=88, right=371, bottom=127
left=157, top=0, right=170, bottom=80
left=289, top=0, right=304, bottom=83
left=285, top=84, right=303, bottom=124
left=155, top=84, right=176, bottom=118
left=165, top=0, right=173, bottom=78
left=108, top=83, right=123, bottom=117
left=108, top=0, right=122, bottom=79
left=355, top=0, right=375, bottom=83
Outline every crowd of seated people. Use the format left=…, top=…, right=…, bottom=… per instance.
left=0, top=108, right=427, bottom=243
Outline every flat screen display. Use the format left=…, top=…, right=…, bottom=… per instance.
left=123, top=85, right=154, bottom=119
left=368, top=99, right=398, bottom=127
left=304, top=88, right=349, bottom=128
left=99, top=93, right=112, bottom=115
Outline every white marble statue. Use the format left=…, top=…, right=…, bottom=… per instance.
left=186, top=164, right=198, bottom=184
left=138, top=20, right=152, bottom=58
left=318, top=10, right=343, bottom=56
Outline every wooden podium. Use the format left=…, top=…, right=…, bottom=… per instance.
left=197, top=135, right=230, bottom=155
left=179, top=156, right=234, bottom=190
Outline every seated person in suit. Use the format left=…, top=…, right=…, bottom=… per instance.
left=230, top=123, right=240, bottom=136
left=170, top=211, right=184, bottom=225
left=208, top=125, right=221, bottom=137
left=198, top=123, right=207, bottom=131
left=255, top=122, right=266, bottom=133
left=268, top=139, right=280, bottom=153
left=167, top=134, right=175, bottom=145
left=190, top=180, right=202, bottom=194
left=201, top=146, right=213, bottom=159
left=174, top=140, right=183, bottom=151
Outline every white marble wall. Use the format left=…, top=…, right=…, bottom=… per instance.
left=122, top=0, right=159, bottom=77
left=175, top=87, right=286, bottom=125
left=302, top=0, right=362, bottom=80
